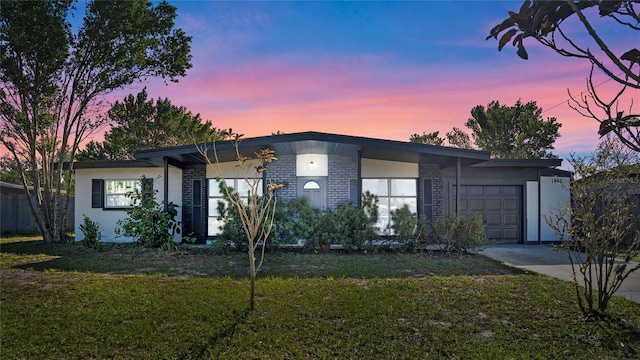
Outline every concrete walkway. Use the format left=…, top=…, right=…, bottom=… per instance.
left=480, top=244, right=640, bottom=304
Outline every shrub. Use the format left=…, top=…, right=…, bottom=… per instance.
left=432, top=213, right=486, bottom=253
left=362, top=191, right=379, bottom=226
left=115, top=177, right=177, bottom=249
left=327, top=203, right=377, bottom=252
left=414, top=215, right=431, bottom=242
left=287, top=198, right=328, bottom=252
left=390, top=204, right=418, bottom=251
left=78, top=214, right=103, bottom=250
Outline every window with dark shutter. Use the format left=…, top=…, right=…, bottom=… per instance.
left=423, top=178, right=433, bottom=222
left=191, top=180, right=202, bottom=238
left=349, top=179, right=359, bottom=204
left=91, top=179, right=104, bottom=208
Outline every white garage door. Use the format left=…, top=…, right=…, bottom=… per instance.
left=456, top=185, right=521, bottom=244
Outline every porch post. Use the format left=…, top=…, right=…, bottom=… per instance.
left=163, top=157, right=169, bottom=211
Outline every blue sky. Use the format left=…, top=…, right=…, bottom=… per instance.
left=98, top=1, right=637, bottom=158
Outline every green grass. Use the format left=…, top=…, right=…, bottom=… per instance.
left=0, top=236, right=517, bottom=278
left=2, top=235, right=640, bottom=359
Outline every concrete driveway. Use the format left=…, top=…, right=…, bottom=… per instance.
left=480, top=244, right=640, bottom=304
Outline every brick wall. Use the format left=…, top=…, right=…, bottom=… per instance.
left=182, top=164, right=207, bottom=241
left=265, top=154, right=297, bottom=203
left=419, top=163, right=445, bottom=220
left=328, top=154, right=358, bottom=210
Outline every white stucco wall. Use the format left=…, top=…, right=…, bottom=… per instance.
left=206, top=161, right=263, bottom=179
left=361, top=158, right=419, bottom=178
left=526, top=181, right=539, bottom=243
left=74, top=166, right=182, bottom=243
left=539, top=176, right=570, bottom=241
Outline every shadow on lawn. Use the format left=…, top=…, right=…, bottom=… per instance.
left=2, top=239, right=529, bottom=278
left=177, top=308, right=252, bottom=359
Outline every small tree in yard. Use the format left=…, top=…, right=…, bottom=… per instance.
left=198, top=130, right=284, bottom=311
left=546, top=136, right=640, bottom=317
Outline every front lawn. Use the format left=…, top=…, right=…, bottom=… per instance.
left=2, top=236, right=639, bottom=359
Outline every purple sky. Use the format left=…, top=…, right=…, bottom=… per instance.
left=46, top=2, right=640, bottom=160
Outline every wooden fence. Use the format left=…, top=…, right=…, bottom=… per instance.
left=1, top=184, right=74, bottom=235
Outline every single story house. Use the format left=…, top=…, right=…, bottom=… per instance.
left=74, top=131, right=570, bottom=244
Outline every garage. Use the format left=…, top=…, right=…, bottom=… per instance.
left=456, top=185, right=522, bottom=244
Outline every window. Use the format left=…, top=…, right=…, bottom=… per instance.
left=104, top=180, right=141, bottom=208
left=303, top=181, right=320, bottom=190
left=207, top=178, right=263, bottom=236
left=362, top=178, right=417, bottom=234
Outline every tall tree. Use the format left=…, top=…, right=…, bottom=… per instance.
left=487, top=0, right=639, bottom=151
left=445, top=127, right=474, bottom=149
left=0, top=1, right=192, bottom=242
left=465, top=100, right=561, bottom=159
left=78, top=89, right=219, bottom=161
left=409, top=131, right=444, bottom=146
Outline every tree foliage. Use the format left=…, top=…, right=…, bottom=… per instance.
left=78, top=88, right=218, bottom=161
left=0, top=0, right=192, bottom=242
left=444, top=127, right=474, bottom=150
left=486, top=0, right=639, bottom=87
left=466, top=100, right=561, bottom=159
left=487, top=0, right=639, bottom=150
left=0, top=154, right=25, bottom=185
left=410, top=131, right=445, bottom=146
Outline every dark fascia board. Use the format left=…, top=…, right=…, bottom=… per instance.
left=134, top=131, right=491, bottom=162
left=471, top=158, right=563, bottom=168
left=73, top=160, right=160, bottom=169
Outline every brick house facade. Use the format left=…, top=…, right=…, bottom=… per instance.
left=75, top=132, right=570, bottom=244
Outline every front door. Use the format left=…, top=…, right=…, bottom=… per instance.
left=297, top=178, right=327, bottom=212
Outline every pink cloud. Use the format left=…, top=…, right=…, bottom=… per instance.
left=104, top=47, right=624, bottom=157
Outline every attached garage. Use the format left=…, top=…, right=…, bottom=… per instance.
left=446, top=159, right=571, bottom=244
left=456, top=185, right=521, bottom=244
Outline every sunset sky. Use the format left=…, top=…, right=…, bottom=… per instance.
left=94, top=1, right=636, bottom=159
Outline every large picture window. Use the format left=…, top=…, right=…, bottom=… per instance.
left=207, top=178, right=263, bottom=236
left=362, top=178, right=417, bottom=234
left=104, top=180, right=141, bottom=208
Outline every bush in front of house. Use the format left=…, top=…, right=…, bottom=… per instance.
left=78, top=214, right=103, bottom=250
left=389, top=204, right=419, bottom=251
left=115, top=178, right=178, bottom=249
left=287, top=198, right=330, bottom=252
left=326, top=203, right=377, bottom=252
left=433, top=213, right=486, bottom=253
left=213, top=195, right=485, bottom=254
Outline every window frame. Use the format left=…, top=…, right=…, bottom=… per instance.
left=103, top=179, right=142, bottom=209
left=362, top=177, right=418, bottom=235
left=207, top=178, right=263, bottom=236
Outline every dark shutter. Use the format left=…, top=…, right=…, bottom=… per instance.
left=423, top=179, right=433, bottom=222
left=91, top=179, right=104, bottom=208
left=191, top=180, right=203, bottom=239
left=349, top=179, right=359, bottom=204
